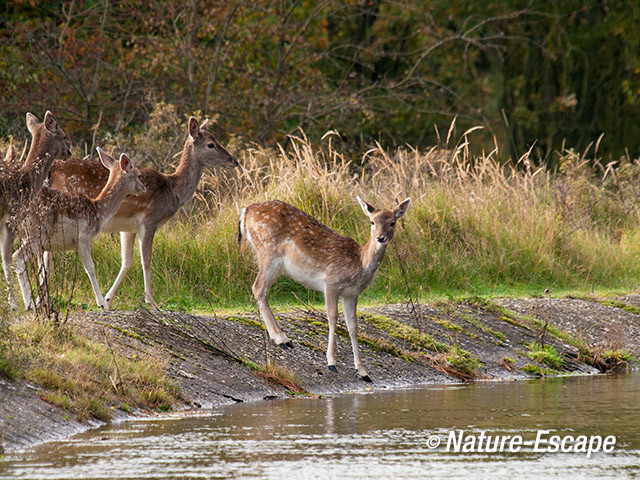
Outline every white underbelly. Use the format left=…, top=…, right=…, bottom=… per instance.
left=46, top=218, right=86, bottom=251
left=283, top=258, right=326, bottom=292
left=103, top=214, right=144, bottom=233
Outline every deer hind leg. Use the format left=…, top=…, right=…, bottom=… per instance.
left=105, top=231, right=136, bottom=309
left=252, top=262, right=292, bottom=347
left=325, top=289, right=339, bottom=372
left=77, top=240, right=108, bottom=311
left=138, top=226, right=158, bottom=309
left=342, top=296, right=371, bottom=382
left=0, top=222, right=18, bottom=310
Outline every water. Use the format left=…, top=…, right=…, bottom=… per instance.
left=2, top=374, right=639, bottom=479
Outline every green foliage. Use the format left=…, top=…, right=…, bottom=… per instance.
left=526, top=342, right=564, bottom=369
left=446, top=345, right=482, bottom=377
left=0, top=299, right=20, bottom=379
left=2, top=1, right=640, bottom=158
left=578, top=344, right=636, bottom=373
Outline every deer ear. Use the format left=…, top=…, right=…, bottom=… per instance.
left=43, top=111, right=58, bottom=132
left=356, top=196, right=376, bottom=219
left=96, top=146, right=115, bottom=170
left=199, top=118, right=210, bottom=131
left=26, top=113, right=40, bottom=134
left=119, top=153, right=132, bottom=173
left=4, top=144, right=16, bottom=163
left=188, top=117, right=200, bottom=139
left=395, top=198, right=411, bottom=219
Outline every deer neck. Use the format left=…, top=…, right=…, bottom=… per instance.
left=20, top=138, right=54, bottom=194
left=169, top=142, right=205, bottom=206
left=93, top=176, right=130, bottom=230
left=360, top=236, right=388, bottom=280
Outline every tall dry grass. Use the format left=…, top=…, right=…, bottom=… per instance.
left=86, top=124, right=640, bottom=311
left=4, top=106, right=640, bottom=311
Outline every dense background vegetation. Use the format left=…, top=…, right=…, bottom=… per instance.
left=2, top=0, right=640, bottom=161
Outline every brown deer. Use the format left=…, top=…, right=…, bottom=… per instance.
left=0, top=111, right=71, bottom=309
left=239, top=196, right=411, bottom=381
left=47, top=117, right=238, bottom=308
left=13, top=147, right=147, bottom=311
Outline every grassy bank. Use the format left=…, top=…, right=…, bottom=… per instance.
left=0, top=310, right=180, bottom=421
left=57, top=130, right=640, bottom=311
left=4, top=115, right=640, bottom=312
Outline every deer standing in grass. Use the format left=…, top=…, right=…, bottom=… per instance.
left=47, top=117, right=238, bottom=308
left=13, top=148, right=147, bottom=311
left=0, top=111, right=71, bottom=309
left=239, top=196, right=411, bottom=381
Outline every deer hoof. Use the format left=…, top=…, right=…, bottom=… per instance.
left=360, top=374, right=372, bottom=383
left=328, top=365, right=338, bottom=372
left=278, top=341, right=294, bottom=350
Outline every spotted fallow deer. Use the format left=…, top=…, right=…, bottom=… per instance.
left=13, top=147, right=147, bottom=311
left=239, top=196, right=411, bottom=381
left=0, top=111, right=71, bottom=309
left=47, top=117, right=238, bottom=308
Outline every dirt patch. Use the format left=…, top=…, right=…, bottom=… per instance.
left=2, top=296, right=639, bottom=453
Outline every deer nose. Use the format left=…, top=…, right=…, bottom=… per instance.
left=377, top=235, right=387, bottom=244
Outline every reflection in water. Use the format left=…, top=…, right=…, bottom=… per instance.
left=1, top=374, right=639, bottom=479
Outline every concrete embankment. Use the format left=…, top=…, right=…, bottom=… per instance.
left=2, top=296, right=639, bottom=453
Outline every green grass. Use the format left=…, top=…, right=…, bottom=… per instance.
left=1, top=318, right=180, bottom=421
left=526, top=342, right=564, bottom=369
left=521, top=364, right=556, bottom=377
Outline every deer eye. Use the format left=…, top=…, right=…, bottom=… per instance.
left=370, top=221, right=374, bottom=225
left=390, top=221, right=396, bottom=227
left=207, top=143, right=216, bottom=149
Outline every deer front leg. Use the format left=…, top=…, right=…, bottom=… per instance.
left=105, top=231, right=136, bottom=309
left=77, top=241, right=108, bottom=311
left=0, top=221, right=18, bottom=310
left=342, top=296, right=371, bottom=382
left=325, top=289, right=339, bottom=372
left=252, top=263, right=292, bottom=348
left=12, top=239, right=36, bottom=311
left=138, top=226, right=158, bottom=309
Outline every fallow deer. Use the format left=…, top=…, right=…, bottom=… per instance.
left=0, top=111, right=71, bottom=309
left=13, top=147, right=147, bottom=311
left=47, top=117, right=238, bottom=308
left=239, top=196, right=411, bottom=381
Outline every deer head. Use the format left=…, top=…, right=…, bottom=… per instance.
left=96, top=147, right=147, bottom=197
left=187, top=117, right=238, bottom=170
left=26, top=111, right=72, bottom=161
left=357, top=196, right=411, bottom=248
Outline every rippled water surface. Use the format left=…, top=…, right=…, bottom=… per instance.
left=2, top=374, right=639, bottom=479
